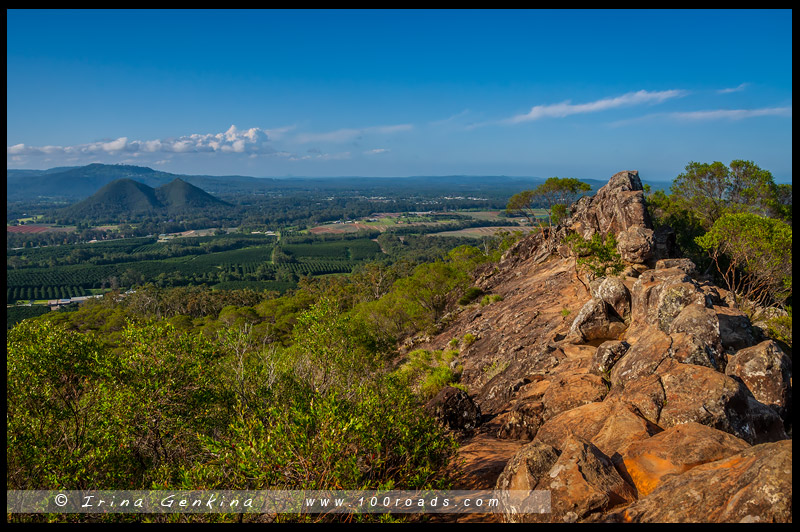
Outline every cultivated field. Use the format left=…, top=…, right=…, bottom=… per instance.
left=7, top=224, right=75, bottom=234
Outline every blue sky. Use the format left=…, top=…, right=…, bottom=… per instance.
left=6, top=9, right=793, bottom=182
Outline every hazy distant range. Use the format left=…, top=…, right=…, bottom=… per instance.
left=6, top=163, right=674, bottom=202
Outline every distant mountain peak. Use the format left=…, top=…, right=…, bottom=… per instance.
left=59, top=177, right=229, bottom=221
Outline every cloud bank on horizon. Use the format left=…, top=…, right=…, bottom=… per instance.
left=8, top=87, right=791, bottom=178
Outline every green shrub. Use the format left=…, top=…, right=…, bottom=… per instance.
left=482, top=359, right=509, bottom=380
left=8, top=318, right=459, bottom=505
left=462, top=333, right=477, bottom=348
left=394, top=349, right=463, bottom=400
left=696, top=213, right=792, bottom=317
left=765, top=313, right=792, bottom=349
left=480, top=294, right=504, bottom=306
left=567, top=232, right=624, bottom=280
left=458, top=286, right=484, bottom=305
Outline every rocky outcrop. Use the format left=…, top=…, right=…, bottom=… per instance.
left=725, top=340, right=792, bottom=426
left=497, top=436, right=636, bottom=523
left=418, top=170, right=791, bottom=523
left=590, top=340, right=630, bottom=376
left=609, top=440, right=793, bottom=523
left=424, top=386, right=481, bottom=432
left=567, top=298, right=627, bottom=343
left=620, top=422, right=750, bottom=497
left=568, top=170, right=655, bottom=264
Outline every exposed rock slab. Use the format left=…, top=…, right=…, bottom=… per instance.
left=532, top=401, right=659, bottom=460
left=620, top=422, right=750, bottom=497
left=656, top=359, right=786, bottom=444
left=610, top=440, right=792, bottom=523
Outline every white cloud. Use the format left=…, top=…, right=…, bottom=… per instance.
left=289, top=151, right=351, bottom=161
left=502, top=89, right=687, bottom=125
left=365, top=148, right=390, bottom=155
left=143, top=139, right=162, bottom=152
left=7, top=125, right=276, bottom=158
left=263, top=125, right=296, bottom=140
left=102, top=137, right=128, bottom=152
left=371, top=124, right=413, bottom=134
left=7, top=143, right=26, bottom=155
left=669, top=106, right=792, bottom=121
left=608, top=105, right=793, bottom=127
left=717, top=83, right=749, bottom=94
left=430, top=109, right=470, bottom=126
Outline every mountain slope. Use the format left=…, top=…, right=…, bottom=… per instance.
left=6, top=163, right=274, bottom=201
left=419, top=171, right=791, bottom=523
left=59, top=178, right=229, bottom=221
left=154, top=178, right=230, bottom=211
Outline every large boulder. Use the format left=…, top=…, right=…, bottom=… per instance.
left=630, top=268, right=706, bottom=331
left=590, top=276, right=632, bottom=323
left=609, top=328, right=672, bottom=388
left=424, top=386, right=481, bottom=432
left=726, top=340, right=792, bottom=424
left=497, top=436, right=636, bottom=523
left=667, top=303, right=725, bottom=370
left=495, top=441, right=560, bottom=521
left=656, top=359, right=786, bottom=445
left=496, top=399, right=545, bottom=440
left=610, top=440, right=792, bottom=523
left=715, top=305, right=758, bottom=352
left=567, top=298, right=627, bottom=343
left=620, top=422, right=750, bottom=497
left=590, top=340, right=630, bottom=375
left=606, top=373, right=666, bottom=426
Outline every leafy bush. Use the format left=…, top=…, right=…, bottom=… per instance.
left=181, top=378, right=457, bottom=495
left=394, top=349, right=463, bottom=400
left=566, top=232, right=624, bottom=281
left=479, top=294, right=503, bottom=306
left=7, top=318, right=458, bottom=502
left=459, top=286, right=485, bottom=305
left=696, top=212, right=792, bottom=318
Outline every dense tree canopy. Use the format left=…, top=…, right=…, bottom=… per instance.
left=671, top=159, right=785, bottom=229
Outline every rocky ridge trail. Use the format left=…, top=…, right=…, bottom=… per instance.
left=418, top=171, right=792, bottom=523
